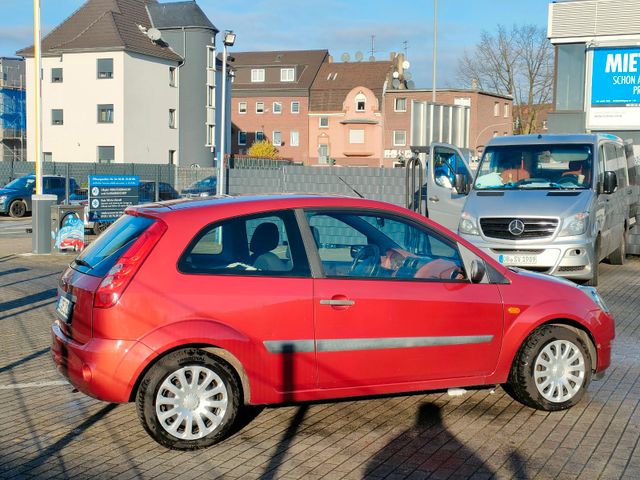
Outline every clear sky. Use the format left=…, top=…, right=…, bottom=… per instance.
left=0, top=0, right=552, bottom=88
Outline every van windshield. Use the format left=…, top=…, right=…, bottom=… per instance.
left=474, top=144, right=593, bottom=190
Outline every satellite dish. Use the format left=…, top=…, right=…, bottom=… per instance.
left=404, top=71, right=412, bottom=81
left=392, top=71, right=400, bottom=79
left=147, top=28, right=162, bottom=41
left=402, top=60, right=411, bottom=69
left=355, top=51, right=364, bottom=62
left=340, top=52, right=351, bottom=62
left=407, top=80, right=416, bottom=89
left=369, top=56, right=376, bottom=62
left=392, top=78, right=401, bottom=89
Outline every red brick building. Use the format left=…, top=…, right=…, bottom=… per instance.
left=383, top=89, right=513, bottom=163
left=228, top=50, right=328, bottom=163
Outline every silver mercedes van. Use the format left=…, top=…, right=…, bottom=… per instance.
left=457, top=134, right=636, bottom=285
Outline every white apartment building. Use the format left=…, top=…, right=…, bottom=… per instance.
left=18, top=0, right=226, bottom=166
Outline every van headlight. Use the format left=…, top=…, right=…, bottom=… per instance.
left=579, top=286, right=610, bottom=313
left=559, top=212, right=589, bottom=237
left=459, top=212, right=480, bottom=235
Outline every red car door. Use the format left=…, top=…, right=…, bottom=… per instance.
left=306, top=210, right=504, bottom=389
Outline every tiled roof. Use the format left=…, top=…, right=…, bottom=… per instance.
left=17, top=0, right=182, bottom=62
left=230, top=50, right=328, bottom=93
left=310, top=61, right=393, bottom=111
left=147, top=1, right=217, bottom=31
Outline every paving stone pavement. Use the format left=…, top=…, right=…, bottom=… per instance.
left=0, top=234, right=639, bottom=480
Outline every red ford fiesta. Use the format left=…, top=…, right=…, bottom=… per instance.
left=52, top=195, right=614, bottom=449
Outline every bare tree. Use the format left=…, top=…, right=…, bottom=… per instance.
left=457, top=24, right=553, bottom=134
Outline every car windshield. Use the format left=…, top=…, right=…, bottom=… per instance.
left=474, top=144, right=593, bottom=190
left=4, top=176, right=35, bottom=191
left=190, top=177, right=216, bottom=189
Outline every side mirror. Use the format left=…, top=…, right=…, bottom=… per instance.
left=602, top=171, right=617, bottom=194
left=469, top=259, right=486, bottom=284
left=454, top=173, right=469, bottom=194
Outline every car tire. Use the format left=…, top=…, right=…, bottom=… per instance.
left=136, top=348, right=240, bottom=450
left=608, top=229, right=626, bottom=265
left=504, top=325, right=592, bottom=411
left=8, top=199, right=27, bottom=218
left=585, top=237, right=600, bottom=286
left=93, top=222, right=109, bottom=236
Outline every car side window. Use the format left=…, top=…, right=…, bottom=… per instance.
left=179, top=210, right=310, bottom=277
left=306, top=210, right=465, bottom=281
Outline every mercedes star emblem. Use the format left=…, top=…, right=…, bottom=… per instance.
left=508, top=219, right=525, bottom=236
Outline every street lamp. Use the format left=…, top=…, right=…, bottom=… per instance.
left=217, top=30, right=236, bottom=196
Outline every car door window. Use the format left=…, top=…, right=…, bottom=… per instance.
left=179, top=210, right=310, bottom=277
left=306, top=210, right=465, bottom=281
left=434, top=147, right=469, bottom=189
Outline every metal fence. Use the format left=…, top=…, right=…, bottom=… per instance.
left=0, top=160, right=175, bottom=189
left=0, top=160, right=409, bottom=209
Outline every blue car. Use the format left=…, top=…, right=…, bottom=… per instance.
left=0, top=174, right=79, bottom=218
left=181, top=175, right=217, bottom=197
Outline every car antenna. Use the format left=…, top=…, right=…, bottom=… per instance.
left=335, top=174, right=364, bottom=198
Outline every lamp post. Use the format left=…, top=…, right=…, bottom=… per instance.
left=32, top=0, right=57, bottom=254
left=432, top=0, right=437, bottom=103
left=216, top=30, right=236, bottom=196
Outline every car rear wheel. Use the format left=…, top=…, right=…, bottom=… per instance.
left=505, top=325, right=592, bottom=411
left=8, top=200, right=27, bottom=218
left=136, top=348, right=240, bottom=450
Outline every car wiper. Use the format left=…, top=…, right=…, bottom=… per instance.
left=73, top=258, right=92, bottom=268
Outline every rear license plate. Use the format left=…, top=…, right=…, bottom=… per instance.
left=499, top=254, right=538, bottom=266
left=56, top=295, right=73, bottom=322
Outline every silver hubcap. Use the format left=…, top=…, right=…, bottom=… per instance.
left=534, top=340, right=586, bottom=403
left=156, top=366, right=228, bottom=440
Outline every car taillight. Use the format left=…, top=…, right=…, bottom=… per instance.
left=93, top=220, right=167, bottom=308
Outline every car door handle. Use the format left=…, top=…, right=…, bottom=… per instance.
left=320, top=299, right=355, bottom=306
left=428, top=196, right=440, bottom=202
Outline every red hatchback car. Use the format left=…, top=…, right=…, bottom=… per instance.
left=52, top=195, right=614, bottom=449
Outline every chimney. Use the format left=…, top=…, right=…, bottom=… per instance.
left=327, top=55, right=333, bottom=63
left=471, top=78, right=479, bottom=91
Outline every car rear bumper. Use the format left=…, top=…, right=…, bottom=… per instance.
left=51, top=320, right=153, bottom=403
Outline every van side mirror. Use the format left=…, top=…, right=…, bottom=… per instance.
left=602, top=171, right=617, bottom=194
left=454, top=173, right=469, bottom=194
left=469, top=259, right=486, bottom=283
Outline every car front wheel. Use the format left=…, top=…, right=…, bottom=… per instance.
left=8, top=200, right=27, bottom=218
left=505, top=325, right=592, bottom=411
left=136, top=348, right=240, bottom=450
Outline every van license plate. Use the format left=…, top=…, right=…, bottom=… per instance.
left=499, top=254, right=537, bottom=266
left=56, top=295, right=73, bottom=322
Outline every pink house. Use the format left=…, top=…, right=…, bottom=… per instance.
left=308, top=60, right=395, bottom=166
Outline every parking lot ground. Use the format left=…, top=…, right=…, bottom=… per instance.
left=0, top=232, right=639, bottom=480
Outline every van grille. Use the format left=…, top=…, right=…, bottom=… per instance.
left=480, top=218, right=558, bottom=240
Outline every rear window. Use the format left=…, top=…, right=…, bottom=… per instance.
left=73, top=214, right=155, bottom=277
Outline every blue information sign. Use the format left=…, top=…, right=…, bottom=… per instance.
left=591, top=47, right=640, bottom=106
left=88, top=175, right=139, bottom=222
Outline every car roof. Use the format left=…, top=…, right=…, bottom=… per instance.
left=486, top=133, right=622, bottom=147
left=129, top=194, right=408, bottom=218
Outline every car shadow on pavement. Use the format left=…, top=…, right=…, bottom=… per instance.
left=363, top=402, right=503, bottom=479
left=0, top=347, right=49, bottom=374
left=0, top=267, right=29, bottom=277
left=0, top=287, right=57, bottom=313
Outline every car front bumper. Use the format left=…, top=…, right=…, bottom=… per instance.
left=460, top=234, right=596, bottom=280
